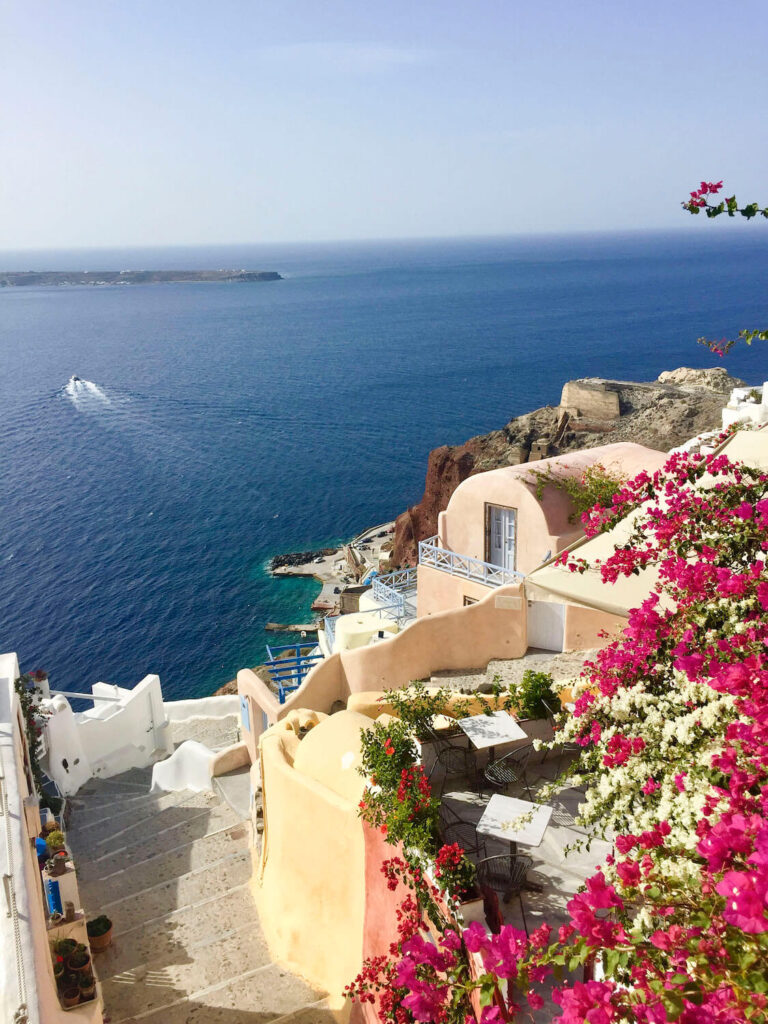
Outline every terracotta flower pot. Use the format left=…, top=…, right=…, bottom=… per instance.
left=87, top=924, right=113, bottom=951
left=79, top=975, right=96, bottom=1000
left=67, top=953, right=91, bottom=975
left=61, top=988, right=80, bottom=1008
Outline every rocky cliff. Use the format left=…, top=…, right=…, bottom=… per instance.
left=391, top=367, right=743, bottom=565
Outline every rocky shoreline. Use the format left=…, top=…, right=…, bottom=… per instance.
left=269, top=548, right=339, bottom=570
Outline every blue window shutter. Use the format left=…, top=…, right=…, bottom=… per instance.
left=239, top=695, right=251, bottom=732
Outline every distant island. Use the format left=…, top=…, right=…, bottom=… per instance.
left=0, top=269, right=282, bottom=287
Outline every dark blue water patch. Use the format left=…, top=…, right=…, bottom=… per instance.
left=1, top=231, right=767, bottom=698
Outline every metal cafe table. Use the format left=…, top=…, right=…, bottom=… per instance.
left=476, top=793, right=553, bottom=853
left=476, top=794, right=553, bottom=894
left=455, top=709, right=527, bottom=761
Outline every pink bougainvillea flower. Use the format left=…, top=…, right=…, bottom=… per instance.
left=552, top=980, right=617, bottom=1024
left=715, top=869, right=768, bottom=934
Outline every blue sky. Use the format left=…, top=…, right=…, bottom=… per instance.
left=2, top=0, right=767, bottom=247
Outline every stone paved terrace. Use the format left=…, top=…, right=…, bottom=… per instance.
left=429, top=647, right=597, bottom=693
left=65, top=716, right=335, bottom=1023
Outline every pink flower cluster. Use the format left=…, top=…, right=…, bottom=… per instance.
left=685, top=180, right=724, bottom=208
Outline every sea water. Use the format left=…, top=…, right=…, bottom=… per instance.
left=1, top=231, right=767, bottom=699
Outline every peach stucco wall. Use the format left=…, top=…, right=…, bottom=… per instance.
left=419, top=443, right=667, bottom=621
left=416, top=565, right=501, bottom=618
left=438, top=443, right=668, bottom=575
left=237, top=581, right=528, bottom=746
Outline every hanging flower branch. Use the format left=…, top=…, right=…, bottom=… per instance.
left=681, top=180, right=768, bottom=355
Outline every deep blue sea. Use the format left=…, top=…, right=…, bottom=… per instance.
left=2, top=231, right=767, bottom=699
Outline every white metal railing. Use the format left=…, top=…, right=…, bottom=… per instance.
left=324, top=615, right=337, bottom=652
left=374, top=567, right=417, bottom=592
left=372, top=567, right=417, bottom=614
left=418, top=536, right=524, bottom=588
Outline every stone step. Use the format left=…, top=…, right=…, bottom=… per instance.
left=80, top=823, right=249, bottom=904
left=99, top=917, right=271, bottom=1021
left=81, top=799, right=239, bottom=868
left=112, top=960, right=326, bottom=1024
left=77, top=776, right=153, bottom=796
left=69, top=788, right=215, bottom=833
left=430, top=668, right=488, bottom=691
left=271, top=1003, right=338, bottom=1024
left=87, top=849, right=252, bottom=932
left=168, top=717, right=239, bottom=749
left=68, top=786, right=158, bottom=817
left=111, top=882, right=259, bottom=948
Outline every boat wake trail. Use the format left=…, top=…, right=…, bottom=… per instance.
left=64, top=375, right=111, bottom=411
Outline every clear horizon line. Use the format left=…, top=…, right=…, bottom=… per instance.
left=1, top=221, right=760, bottom=255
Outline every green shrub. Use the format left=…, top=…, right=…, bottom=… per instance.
left=510, top=669, right=559, bottom=720
left=46, top=830, right=65, bottom=851
left=528, top=462, right=627, bottom=524
left=86, top=915, right=112, bottom=937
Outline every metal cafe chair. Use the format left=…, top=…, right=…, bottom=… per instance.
left=425, top=725, right=479, bottom=796
left=477, top=854, right=534, bottom=934
left=483, top=742, right=535, bottom=799
left=442, top=820, right=488, bottom=860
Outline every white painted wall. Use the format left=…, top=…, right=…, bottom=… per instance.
left=527, top=600, right=565, bottom=652
left=722, top=383, right=768, bottom=429
left=164, top=695, right=239, bottom=720
left=41, top=675, right=172, bottom=796
left=1, top=653, right=106, bottom=1024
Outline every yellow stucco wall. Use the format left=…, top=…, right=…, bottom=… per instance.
left=254, top=711, right=371, bottom=1012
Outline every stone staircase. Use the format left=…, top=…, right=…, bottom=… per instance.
left=66, top=762, right=334, bottom=1023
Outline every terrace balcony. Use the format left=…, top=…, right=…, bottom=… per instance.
left=418, top=536, right=524, bottom=589
left=319, top=567, right=418, bottom=658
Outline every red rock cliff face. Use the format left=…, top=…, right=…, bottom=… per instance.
left=392, top=443, right=480, bottom=566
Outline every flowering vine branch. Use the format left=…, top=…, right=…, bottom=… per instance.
left=681, top=180, right=768, bottom=355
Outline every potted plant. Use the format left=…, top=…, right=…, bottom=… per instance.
left=49, top=910, right=64, bottom=926
left=60, top=975, right=80, bottom=1008
left=52, top=953, right=65, bottom=986
left=46, top=830, right=66, bottom=856
left=46, top=851, right=68, bottom=877
left=86, top=914, right=113, bottom=951
left=78, top=972, right=96, bottom=1001
left=54, top=937, right=77, bottom=959
left=67, top=943, right=91, bottom=974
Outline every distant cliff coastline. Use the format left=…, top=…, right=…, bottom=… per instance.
left=391, top=367, right=744, bottom=565
left=0, top=269, right=282, bottom=287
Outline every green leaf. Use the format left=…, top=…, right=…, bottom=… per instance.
left=479, top=979, right=495, bottom=1007
left=603, top=949, right=621, bottom=977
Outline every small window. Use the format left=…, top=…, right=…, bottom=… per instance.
left=463, top=595, right=478, bottom=606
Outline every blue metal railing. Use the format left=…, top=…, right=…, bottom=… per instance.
left=418, top=536, right=524, bottom=588
left=264, top=643, right=323, bottom=704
